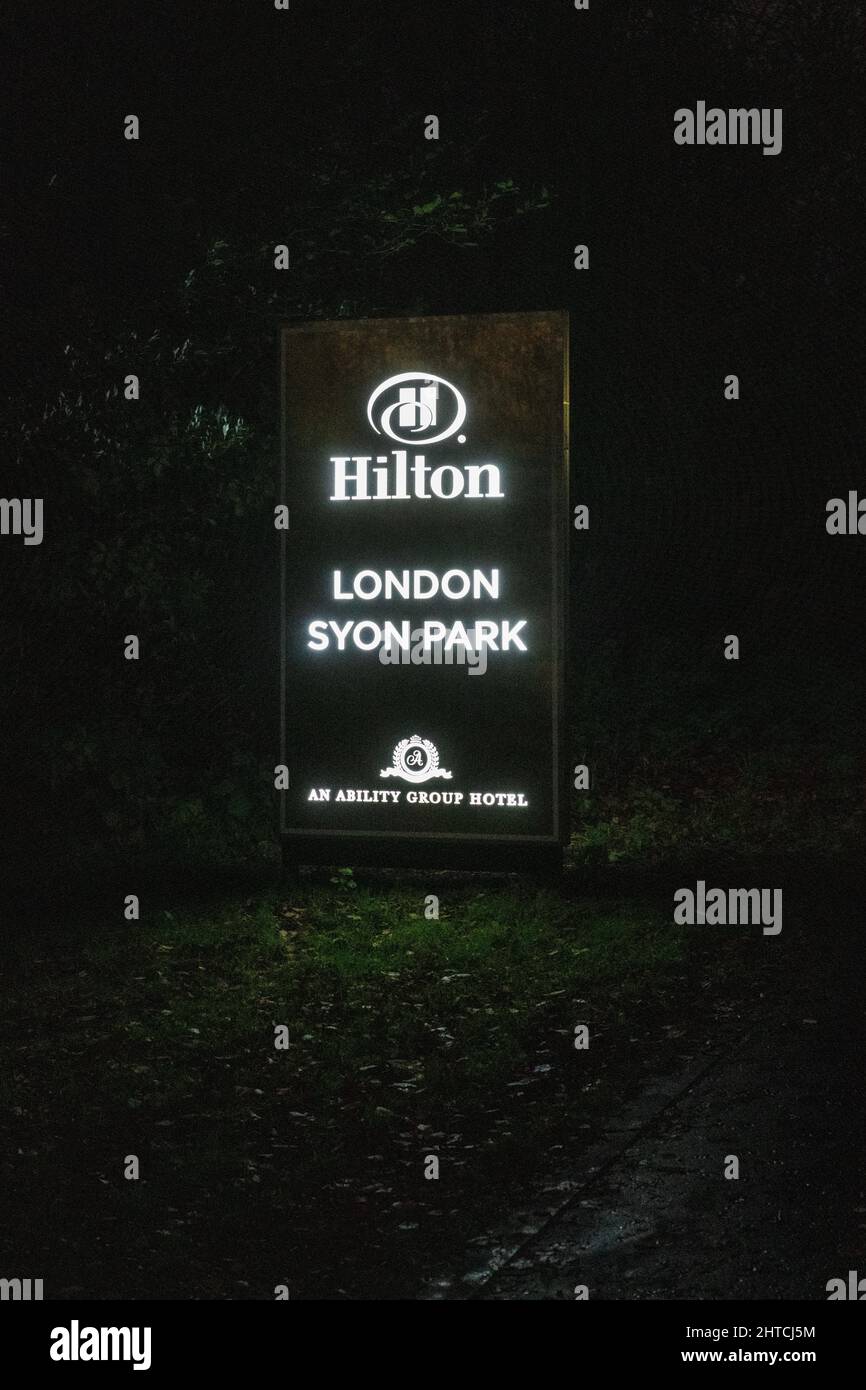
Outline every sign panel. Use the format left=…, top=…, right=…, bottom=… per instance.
left=280, top=311, right=569, bottom=867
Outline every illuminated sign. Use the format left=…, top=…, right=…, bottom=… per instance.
left=280, top=311, right=569, bottom=869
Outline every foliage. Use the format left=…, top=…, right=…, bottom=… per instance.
left=2, top=879, right=755, bottom=1296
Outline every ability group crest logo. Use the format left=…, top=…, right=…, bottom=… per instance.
left=380, top=736, right=453, bottom=784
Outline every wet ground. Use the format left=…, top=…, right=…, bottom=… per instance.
left=3, top=863, right=863, bottom=1301
left=431, top=870, right=866, bottom=1300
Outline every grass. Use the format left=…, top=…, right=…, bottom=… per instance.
left=0, top=872, right=775, bottom=1298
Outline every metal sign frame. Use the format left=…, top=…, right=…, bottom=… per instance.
left=279, top=310, right=569, bottom=872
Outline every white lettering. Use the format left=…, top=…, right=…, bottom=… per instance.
left=330, top=451, right=504, bottom=501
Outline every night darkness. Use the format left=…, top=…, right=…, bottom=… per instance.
left=2, top=0, right=866, bottom=1348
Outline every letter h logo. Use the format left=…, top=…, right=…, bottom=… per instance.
left=397, top=382, right=438, bottom=432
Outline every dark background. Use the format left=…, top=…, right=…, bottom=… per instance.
left=2, top=0, right=864, bottom=892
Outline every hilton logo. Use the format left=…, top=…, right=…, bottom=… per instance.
left=380, top=736, right=453, bottom=784
left=367, top=372, right=466, bottom=445
left=330, top=370, right=502, bottom=501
